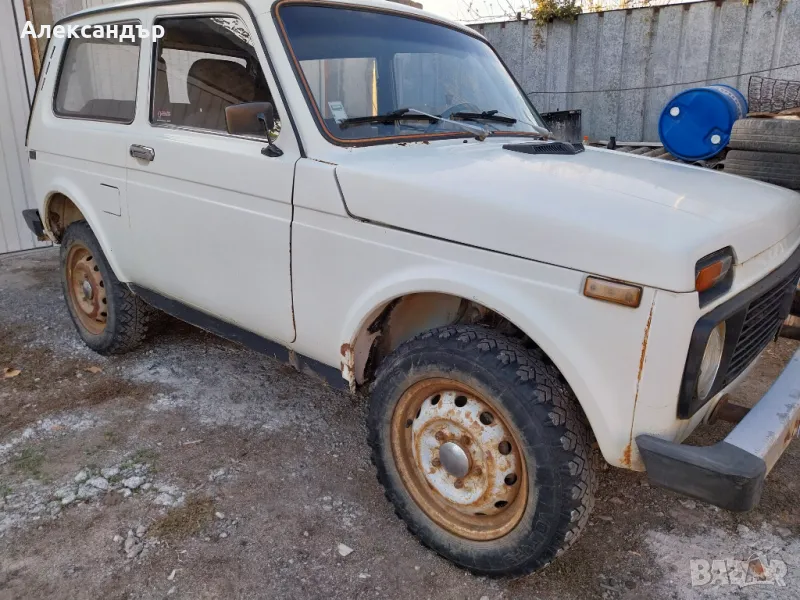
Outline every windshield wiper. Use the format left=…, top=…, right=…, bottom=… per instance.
left=339, top=108, right=433, bottom=129
left=454, top=109, right=553, bottom=138
left=338, top=107, right=489, bottom=140
left=450, top=110, right=517, bottom=125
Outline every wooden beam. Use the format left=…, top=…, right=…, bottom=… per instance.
left=22, top=0, right=41, bottom=79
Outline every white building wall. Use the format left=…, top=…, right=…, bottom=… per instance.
left=0, top=0, right=116, bottom=254
left=0, top=0, right=41, bottom=254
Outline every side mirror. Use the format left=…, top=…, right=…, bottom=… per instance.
left=224, top=101, right=283, bottom=157
left=258, top=104, right=275, bottom=134
left=225, top=101, right=275, bottom=136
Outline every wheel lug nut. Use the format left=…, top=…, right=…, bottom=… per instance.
left=461, top=435, right=472, bottom=446
left=473, top=466, right=482, bottom=476
left=454, top=479, right=464, bottom=489
left=431, top=458, right=441, bottom=467
left=435, top=430, right=447, bottom=442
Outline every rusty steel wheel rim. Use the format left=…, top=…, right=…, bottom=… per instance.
left=65, top=244, right=107, bottom=336
left=391, top=378, right=529, bottom=541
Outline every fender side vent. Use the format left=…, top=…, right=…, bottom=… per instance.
left=503, top=141, right=585, bottom=155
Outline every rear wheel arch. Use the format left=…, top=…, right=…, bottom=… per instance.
left=43, top=192, right=86, bottom=242
left=41, top=189, right=128, bottom=282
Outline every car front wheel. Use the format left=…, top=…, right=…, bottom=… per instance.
left=368, top=325, right=596, bottom=576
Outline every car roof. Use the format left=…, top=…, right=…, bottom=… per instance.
left=57, top=0, right=478, bottom=37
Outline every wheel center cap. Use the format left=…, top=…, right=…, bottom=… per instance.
left=439, top=441, right=470, bottom=478
left=81, top=280, right=93, bottom=301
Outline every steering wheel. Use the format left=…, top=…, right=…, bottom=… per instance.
left=425, top=102, right=482, bottom=133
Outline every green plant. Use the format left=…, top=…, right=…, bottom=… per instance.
left=12, top=448, right=45, bottom=479
left=120, top=447, right=160, bottom=472
left=528, top=0, right=582, bottom=25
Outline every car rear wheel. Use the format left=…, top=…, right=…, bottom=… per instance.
left=61, top=221, right=159, bottom=355
left=368, top=325, right=596, bottom=576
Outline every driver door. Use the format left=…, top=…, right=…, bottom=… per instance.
left=124, top=8, right=297, bottom=343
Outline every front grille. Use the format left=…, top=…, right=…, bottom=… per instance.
left=679, top=245, right=800, bottom=419
left=723, top=266, right=800, bottom=385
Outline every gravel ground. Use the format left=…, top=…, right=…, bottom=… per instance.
left=1, top=247, right=799, bottom=600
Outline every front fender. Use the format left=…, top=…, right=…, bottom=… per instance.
left=339, top=261, right=656, bottom=469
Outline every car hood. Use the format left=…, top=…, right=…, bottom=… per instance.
left=334, top=141, right=800, bottom=292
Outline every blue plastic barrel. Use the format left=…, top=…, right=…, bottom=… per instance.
left=658, top=84, right=748, bottom=161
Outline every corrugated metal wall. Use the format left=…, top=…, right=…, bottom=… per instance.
left=0, top=0, right=41, bottom=254
left=472, top=0, right=800, bottom=142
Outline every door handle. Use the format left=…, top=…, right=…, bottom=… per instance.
left=130, top=144, right=155, bottom=162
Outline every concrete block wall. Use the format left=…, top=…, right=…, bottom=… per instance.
left=472, top=0, right=800, bottom=142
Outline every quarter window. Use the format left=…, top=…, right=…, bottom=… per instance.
left=151, top=16, right=278, bottom=139
left=54, top=26, right=141, bottom=123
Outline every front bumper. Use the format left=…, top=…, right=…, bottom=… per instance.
left=637, top=347, right=800, bottom=511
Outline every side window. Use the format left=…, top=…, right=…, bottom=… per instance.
left=54, top=25, right=141, bottom=123
left=151, top=16, right=279, bottom=139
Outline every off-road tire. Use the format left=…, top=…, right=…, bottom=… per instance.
left=723, top=149, right=800, bottom=190
left=60, top=220, right=159, bottom=354
left=729, top=118, right=800, bottom=154
left=367, top=325, right=596, bottom=576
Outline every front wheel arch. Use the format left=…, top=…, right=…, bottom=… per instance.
left=343, top=291, right=603, bottom=452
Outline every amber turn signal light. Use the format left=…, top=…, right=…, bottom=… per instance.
left=695, top=254, right=733, bottom=293
left=583, top=277, right=642, bottom=308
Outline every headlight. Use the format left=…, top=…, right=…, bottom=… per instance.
left=697, top=321, right=726, bottom=400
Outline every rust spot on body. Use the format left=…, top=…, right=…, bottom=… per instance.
left=340, top=342, right=356, bottom=392
left=637, top=305, right=654, bottom=384
left=621, top=298, right=656, bottom=468
left=622, top=443, right=633, bottom=468
left=784, top=416, right=800, bottom=446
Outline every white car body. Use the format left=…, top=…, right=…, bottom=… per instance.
left=25, top=0, right=800, bottom=477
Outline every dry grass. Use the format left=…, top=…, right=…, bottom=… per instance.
left=150, top=496, right=216, bottom=540
left=0, top=322, right=164, bottom=435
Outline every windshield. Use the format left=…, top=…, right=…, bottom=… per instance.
left=277, top=4, right=545, bottom=143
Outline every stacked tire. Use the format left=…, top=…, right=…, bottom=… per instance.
left=727, top=119, right=799, bottom=338
left=728, top=118, right=800, bottom=337
left=725, top=118, right=800, bottom=191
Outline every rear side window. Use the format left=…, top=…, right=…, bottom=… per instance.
left=151, top=16, right=278, bottom=138
left=54, top=26, right=141, bottom=123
